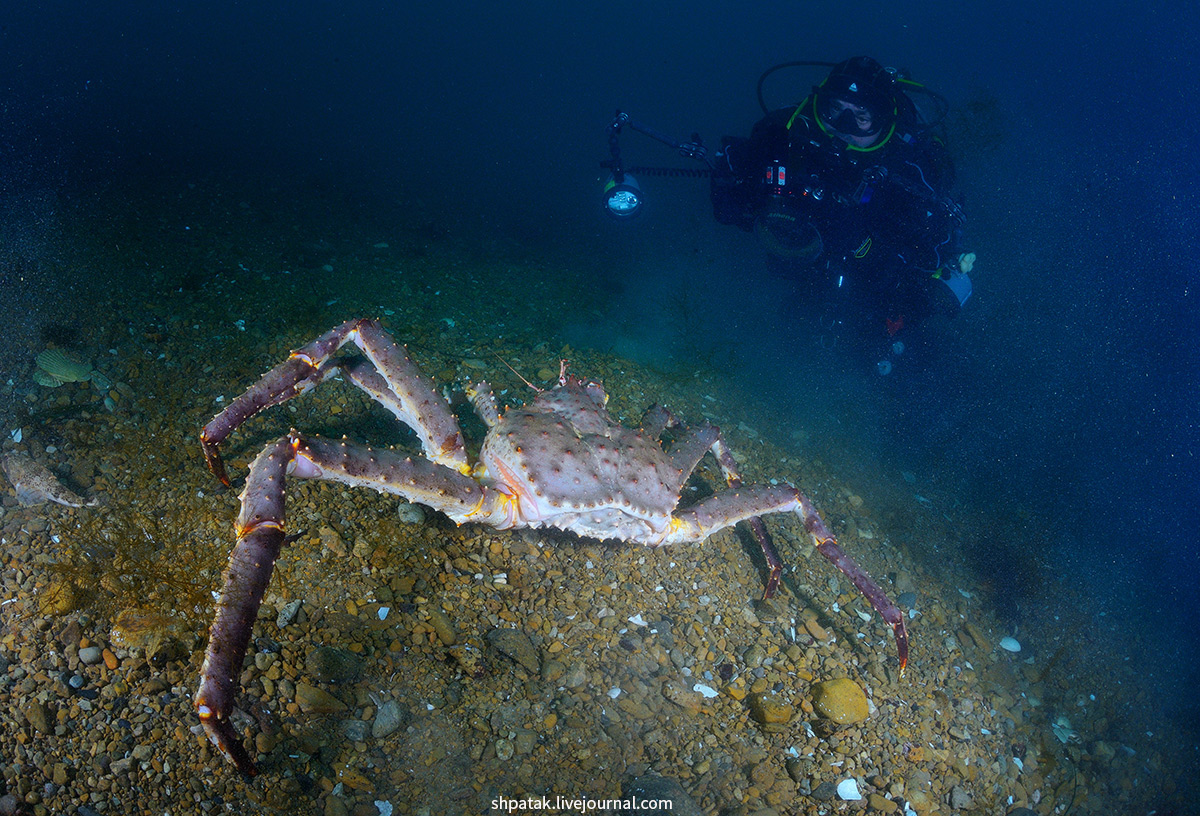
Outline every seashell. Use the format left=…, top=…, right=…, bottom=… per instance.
left=33, top=369, right=64, bottom=388
left=999, top=636, right=1022, bottom=653
left=837, top=778, right=862, bottom=800
left=35, top=348, right=92, bottom=383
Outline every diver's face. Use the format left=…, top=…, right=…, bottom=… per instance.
left=822, top=98, right=880, bottom=147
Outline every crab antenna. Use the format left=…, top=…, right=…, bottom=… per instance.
left=491, top=352, right=542, bottom=393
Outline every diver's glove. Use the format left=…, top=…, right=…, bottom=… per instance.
left=930, top=252, right=975, bottom=313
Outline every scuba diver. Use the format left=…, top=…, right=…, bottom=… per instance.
left=710, top=56, right=973, bottom=372
left=604, top=56, right=974, bottom=375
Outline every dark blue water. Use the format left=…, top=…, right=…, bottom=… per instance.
left=4, top=0, right=1199, bottom=792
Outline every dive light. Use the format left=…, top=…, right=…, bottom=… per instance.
left=602, top=172, right=643, bottom=220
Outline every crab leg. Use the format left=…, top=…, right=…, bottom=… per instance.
left=196, top=437, right=293, bottom=776
left=197, top=431, right=514, bottom=774
left=201, top=318, right=468, bottom=486
left=652, top=415, right=786, bottom=599
left=665, top=484, right=909, bottom=674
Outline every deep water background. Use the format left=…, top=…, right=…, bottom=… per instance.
left=3, top=0, right=1198, bottom=759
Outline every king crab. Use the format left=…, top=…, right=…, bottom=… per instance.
left=194, top=318, right=909, bottom=774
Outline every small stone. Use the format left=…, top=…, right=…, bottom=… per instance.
left=513, top=728, right=537, bottom=754
left=949, top=785, right=974, bottom=810
left=427, top=607, right=457, bottom=646
left=256, top=732, right=279, bottom=755
left=295, top=682, right=348, bottom=714
left=319, top=526, right=346, bottom=556
left=962, top=622, right=991, bottom=650
left=811, top=781, right=838, bottom=801
left=747, top=693, right=794, bottom=725
left=743, top=644, right=766, bottom=668
left=662, top=680, right=703, bottom=714
left=804, top=617, right=829, bottom=641
left=372, top=700, right=408, bottom=738
left=785, top=757, right=808, bottom=783
left=811, top=678, right=869, bottom=725
left=486, top=628, right=540, bottom=672
left=868, top=793, right=898, bottom=813
left=495, top=738, right=514, bottom=761
left=341, top=719, right=369, bottom=742
left=563, top=663, right=587, bottom=688
left=540, top=659, right=566, bottom=683
left=39, top=576, right=82, bottom=616
left=78, top=645, right=104, bottom=665
left=101, top=647, right=118, bottom=669
left=396, top=502, right=426, bottom=524
left=306, top=646, right=361, bottom=683
left=276, top=599, right=303, bottom=628
left=22, top=701, right=50, bottom=734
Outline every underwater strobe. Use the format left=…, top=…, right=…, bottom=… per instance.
left=602, top=171, right=643, bottom=220
left=601, top=110, right=712, bottom=221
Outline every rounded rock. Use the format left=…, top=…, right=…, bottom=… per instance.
left=811, top=678, right=869, bottom=725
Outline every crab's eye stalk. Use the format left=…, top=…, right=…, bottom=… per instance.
left=603, top=173, right=642, bottom=220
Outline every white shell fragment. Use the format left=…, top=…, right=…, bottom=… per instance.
left=999, top=636, right=1022, bottom=652
left=837, top=778, right=863, bottom=800
left=692, top=683, right=719, bottom=698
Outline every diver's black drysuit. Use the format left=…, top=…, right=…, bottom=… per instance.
left=711, top=92, right=967, bottom=343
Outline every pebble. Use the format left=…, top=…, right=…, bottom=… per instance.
left=811, top=678, right=869, bottom=724
left=868, top=792, right=897, bottom=812
left=803, top=617, right=829, bottom=641
left=562, top=663, right=587, bottom=688
left=396, top=502, right=426, bottom=524
left=486, top=627, right=540, bottom=672
left=307, top=645, right=362, bottom=683
left=295, top=682, right=349, bottom=714
left=949, top=785, right=975, bottom=809
left=276, top=598, right=303, bottom=627
left=78, top=645, right=104, bottom=665
left=427, top=607, right=458, bottom=646
left=372, top=700, right=408, bottom=738
left=747, top=692, right=794, bottom=726
left=341, top=719, right=369, bottom=742
left=495, top=738, right=514, bottom=761
left=22, top=700, right=50, bottom=734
